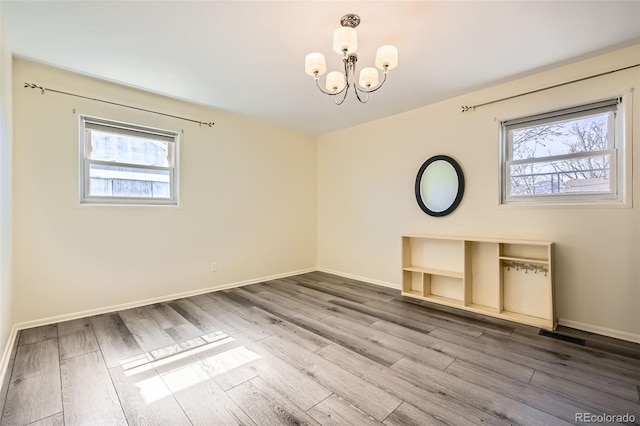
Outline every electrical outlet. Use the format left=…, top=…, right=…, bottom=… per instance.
left=211, top=262, right=218, bottom=272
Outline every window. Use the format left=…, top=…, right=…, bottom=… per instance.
left=501, top=98, right=624, bottom=205
left=80, top=116, right=179, bottom=205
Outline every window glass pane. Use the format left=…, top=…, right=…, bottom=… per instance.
left=89, top=130, right=170, bottom=167
left=89, top=163, right=171, bottom=199
left=508, top=154, right=611, bottom=197
left=510, top=111, right=611, bottom=161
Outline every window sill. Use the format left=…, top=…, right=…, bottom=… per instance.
left=498, top=199, right=632, bottom=209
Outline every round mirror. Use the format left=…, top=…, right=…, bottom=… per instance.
left=415, top=155, right=464, bottom=217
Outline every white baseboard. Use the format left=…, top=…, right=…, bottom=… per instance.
left=12, top=267, right=316, bottom=331
left=558, top=318, right=640, bottom=344
left=0, top=325, right=19, bottom=396
left=316, top=267, right=400, bottom=290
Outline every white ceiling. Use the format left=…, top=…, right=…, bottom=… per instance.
left=2, top=1, right=639, bottom=135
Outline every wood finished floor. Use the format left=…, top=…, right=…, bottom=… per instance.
left=1, top=271, right=639, bottom=426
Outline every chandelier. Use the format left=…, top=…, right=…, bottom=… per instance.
left=304, top=14, right=398, bottom=105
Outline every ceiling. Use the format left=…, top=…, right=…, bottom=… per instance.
left=1, top=1, right=639, bottom=136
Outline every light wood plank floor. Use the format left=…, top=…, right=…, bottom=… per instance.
left=1, top=272, right=639, bottom=425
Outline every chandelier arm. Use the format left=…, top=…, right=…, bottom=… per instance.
left=353, top=85, right=369, bottom=103
left=334, top=85, right=350, bottom=105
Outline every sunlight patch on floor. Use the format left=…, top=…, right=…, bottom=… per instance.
left=135, top=374, right=174, bottom=405
left=159, top=345, right=262, bottom=394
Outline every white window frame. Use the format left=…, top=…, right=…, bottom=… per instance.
left=500, top=98, right=626, bottom=205
left=79, top=115, right=179, bottom=205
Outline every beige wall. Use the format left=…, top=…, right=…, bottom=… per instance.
left=11, top=58, right=317, bottom=324
left=0, top=16, right=14, bottom=374
left=318, top=45, right=640, bottom=342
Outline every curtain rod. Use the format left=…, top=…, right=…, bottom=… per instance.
left=461, top=63, right=640, bottom=113
left=24, top=82, right=215, bottom=127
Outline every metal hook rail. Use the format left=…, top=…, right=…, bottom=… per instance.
left=503, top=261, right=549, bottom=276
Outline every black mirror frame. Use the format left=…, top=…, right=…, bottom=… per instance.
left=415, top=155, right=465, bottom=217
